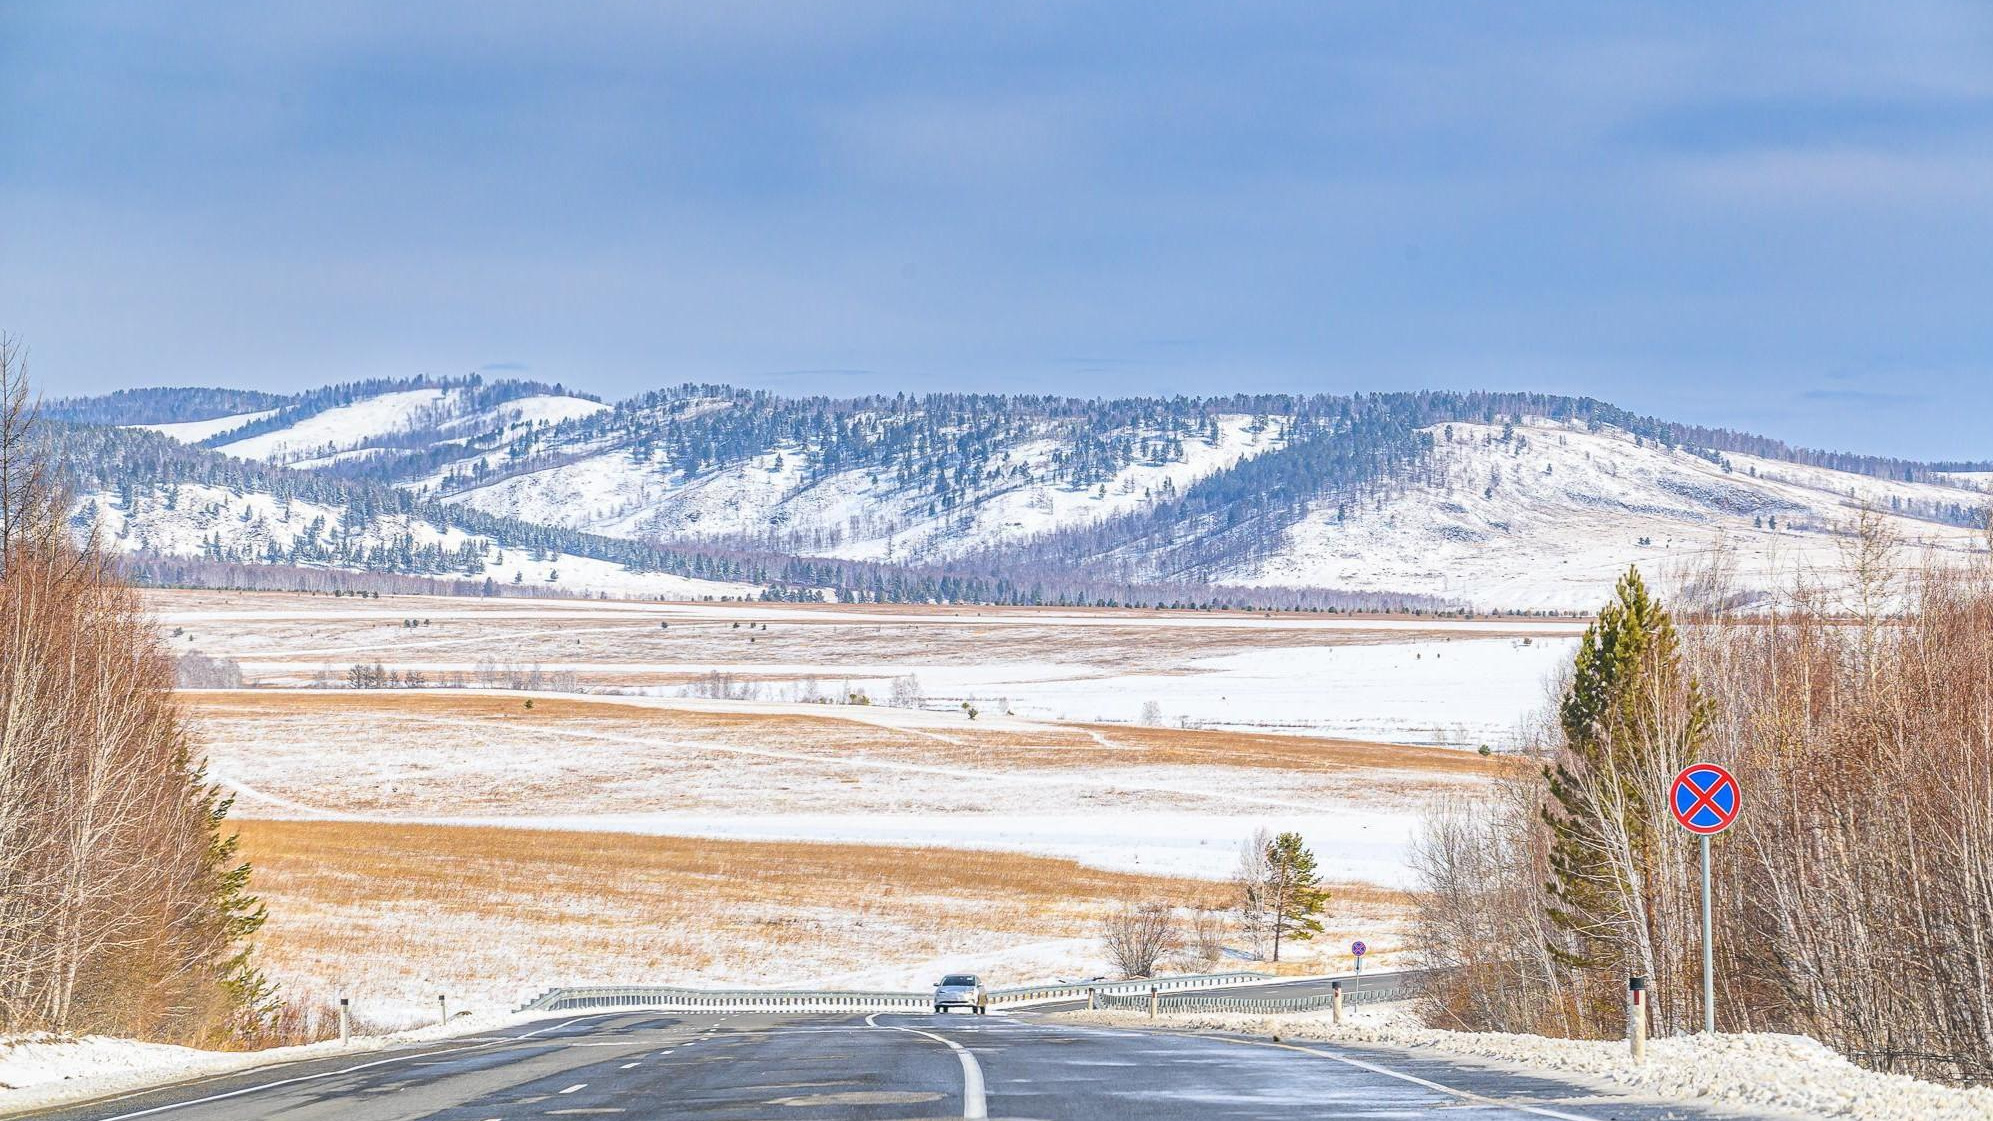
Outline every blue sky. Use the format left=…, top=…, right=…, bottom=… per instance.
left=3, top=3, right=1991, bottom=459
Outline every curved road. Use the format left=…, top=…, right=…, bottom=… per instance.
left=28, top=1010, right=1764, bottom=1121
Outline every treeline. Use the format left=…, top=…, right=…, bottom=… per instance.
left=0, top=344, right=272, bottom=1044
left=123, top=557, right=610, bottom=600
left=422, top=384, right=1271, bottom=505
left=43, top=385, right=289, bottom=427
left=1411, top=543, right=1993, bottom=1086
left=763, top=551, right=1454, bottom=612
left=193, top=373, right=595, bottom=453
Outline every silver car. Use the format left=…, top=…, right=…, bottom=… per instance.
left=932, top=973, right=986, bottom=1014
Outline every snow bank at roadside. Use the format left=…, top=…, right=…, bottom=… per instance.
left=1051, top=1007, right=1993, bottom=1121
left=0, top=1012, right=533, bottom=1116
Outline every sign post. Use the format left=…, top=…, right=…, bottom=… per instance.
left=1351, top=940, right=1366, bottom=1003
left=1669, top=763, right=1740, bottom=1035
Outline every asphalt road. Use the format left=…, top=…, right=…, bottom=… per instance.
left=26, top=1010, right=1767, bottom=1121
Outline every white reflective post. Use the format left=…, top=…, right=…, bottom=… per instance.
left=1628, top=976, right=1647, bottom=1063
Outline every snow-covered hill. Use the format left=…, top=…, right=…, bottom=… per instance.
left=202, top=385, right=607, bottom=467
left=440, top=412, right=1285, bottom=563
left=58, top=381, right=1993, bottom=609
left=1233, top=418, right=1987, bottom=610
left=70, top=481, right=757, bottom=601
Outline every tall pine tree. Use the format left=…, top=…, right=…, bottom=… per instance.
left=1542, top=567, right=1712, bottom=1033
left=1265, top=831, right=1329, bottom=963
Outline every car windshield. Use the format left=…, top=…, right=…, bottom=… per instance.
left=940, top=975, right=977, bottom=987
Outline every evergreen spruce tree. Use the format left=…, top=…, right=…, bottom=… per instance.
left=1265, top=831, right=1329, bottom=962
left=197, top=784, right=275, bottom=1043
left=1542, top=567, right=1711, bottom=1030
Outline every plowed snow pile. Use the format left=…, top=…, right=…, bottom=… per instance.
left=1056, top=1007, right=1993, bottom=1120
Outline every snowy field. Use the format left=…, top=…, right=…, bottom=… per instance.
left=156, top=590, right=1581, bottom=747
left=140, top=591, right=1567, bottom=1025
left=181, top=690, right=1501, bottom=886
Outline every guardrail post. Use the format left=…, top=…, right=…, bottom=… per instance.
left=1148, top=986, right=1158, bottom=1018
left=1331, top=980, right=1343, bottom=1025
left=338, top=997, right=351, bottom=1045
left=1628, top=976, right=1648, bottom=1064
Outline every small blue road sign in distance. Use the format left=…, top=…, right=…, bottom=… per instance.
left=1670, top=763, right=1740, bottom=835
left=1351, top=940, right=1367, bottom=957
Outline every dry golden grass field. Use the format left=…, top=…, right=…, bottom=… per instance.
left=234, top=819, right=1408, bottom=1021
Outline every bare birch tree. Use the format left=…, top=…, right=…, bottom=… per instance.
left=0, top=341, right=271, bottom=1044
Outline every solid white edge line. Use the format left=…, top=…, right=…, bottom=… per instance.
left=1215, top=1036, right=1603, bottom=1121
left=865, top=1013, right=988, bottom=1120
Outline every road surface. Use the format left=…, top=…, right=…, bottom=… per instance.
left=27, top=1010, right=1765, bottom=1121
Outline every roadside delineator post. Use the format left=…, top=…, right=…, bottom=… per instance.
left=1331, top=980, right=1343, bottom=1025
left=338, top=997, right=351, bottom=1046
left=1086, top=987, right=1097, bottom=1011
left=1148, top=986, right=1158, bottom=1018
left=1628, top=976, right=1648, bottom=1064
left=438, top=994, right=448, bottom=1028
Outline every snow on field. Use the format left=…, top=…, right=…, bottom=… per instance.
left=1239, top=417, right=1988, bottom=611
left=219, top=637, right=1566, bottom=747
left=186, top=688, right=1486, bottom=889
left=145, top=593, right=1544, bottom=1018
left=127, top=408, right=279, bottom=443
left=1060, top=1007, right=1993, bottom=1121
left=478, top=808, right=1419, bottom=885
left=151, top=590, right=1578, bottom=747
left=874, top=635, right=1576, bottom=746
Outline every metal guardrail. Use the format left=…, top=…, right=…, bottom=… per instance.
left=1092, top=970, right=1415, bottom=1015
left=988, top=971, right=1270, bottom=1006
left=518, top=987, right=932, bottom=1013
left=515, top=971, right=1276, bottom=1014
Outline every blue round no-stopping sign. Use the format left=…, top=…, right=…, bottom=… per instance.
left=1670, top=763, right=1740, bottom=835
left=1351, top=940, right=1366, bottom=957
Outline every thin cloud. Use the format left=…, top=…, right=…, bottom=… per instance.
left=1799, top=388, right=1922, bottom=406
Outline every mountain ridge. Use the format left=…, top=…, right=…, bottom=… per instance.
left=44, top=378, right=1993, bottom=611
